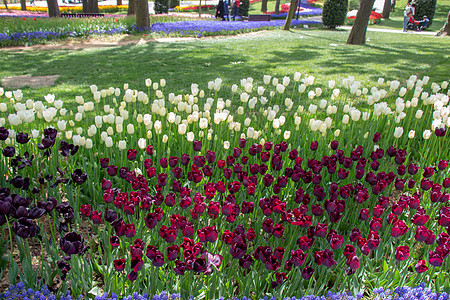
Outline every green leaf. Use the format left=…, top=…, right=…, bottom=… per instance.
left=383, top=260, right=389, bottom=273
left=88, top=286, right=103, bottom=297
left=8, top=261, right=19, bottom=285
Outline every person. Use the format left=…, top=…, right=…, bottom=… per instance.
left=216, top=0, right=225, bottom=20
left=223, top=0, right=230, bottom=21
left=419, top=15, right=429, bottom=30
left=232, top=0, right=240, bottom=20
left=30, top=0, right=35, bottom=6
left=390, top=0, right=396, bottom=11
left=407, top=13, right=420, bottom=31
left=403, top=1, right=414, bottom=31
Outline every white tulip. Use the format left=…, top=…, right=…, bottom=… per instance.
left=325, top=117, right=332, bottom=128
left=118, top=140, right=126, bottom=150
left=57, top=120, right=67, bottom=131
left=294, top=116, right=301, bottom=125
left=284, top=131, right=291, bottom=140
left=298, top=84, right=306, bottom=93
left=294, top=72, right=301, bottom=82
left=263, top=75, right=271, bottom=85
left=244, top=118, right=251, bottom=127
left=334, top=129, right=341, bottom=137
left=408, top=130, right=415, bottom=139
left=423, top=130, right=432, bottom=139
left=75, top=113, right=82, bottom=122
left=308, top=91, right=315, bottom=100
left=240, top=93, right=249, bottom=103
left=319, top=99, right=327, bottom=109
left=0, top=103, right=7, bottom=112
left=415, top=110, right=423, bottom=119
left=224, top=141, right=230, bottom=149
left=328, top=80, right=335, bottom=89
left=106, top=126, right=114, bottom=136
left=342, top=115, right=349, bottom=124
left=276, top=84, right=285, bottom=94
left=308, top=104, right=317, bottom=114
left=393, top=127, right=404, bottom=138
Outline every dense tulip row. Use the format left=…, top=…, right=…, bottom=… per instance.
left=0, top=73, right=449, bottom=298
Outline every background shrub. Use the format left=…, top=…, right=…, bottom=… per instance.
left=322, top=0, right=348, bottom=28
left=169, top=0, right=180, bottom=9
left=155, top=0, right=169, bottom=14
left=414, top=0, right=437, bottom=26
left=239, top=0, right=250, bottom=16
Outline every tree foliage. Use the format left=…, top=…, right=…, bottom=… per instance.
left=155, top=0, right=169, bottom=14
left=322, top=0, right=348, bottom=28
left=414, top=0, right=437, bottom=26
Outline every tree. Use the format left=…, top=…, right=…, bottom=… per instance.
left=83, top=0, right=99, bottom=13
left=128, top=0, right=136, bottom=15
left=346, top=0, right=375, bottom=45
left=275, top=0, right=281, bottom=14
left=382, top=0, right=390, bottom=19
left=136, top=0, right=150, bottom=28
left=3, top=0, right=8, bottom=10
left=322, top=0, right=348, bottom=28
left=47, top=0, right=61, bottom=17
left=155, top=0, right=169, bottom=13
left=239, top=0, right=250, bottom=17
left=283, top=0, right=299, bottom=30
left=261, top=0, right=268, bottom=12
left=415, top=0, right=437, bottom=26
left=20, top=0, right=26, bottom=11
left=437, top=10, right=450, bottom=36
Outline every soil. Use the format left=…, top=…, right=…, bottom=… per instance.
left=1, top=74, right=60, bottom=89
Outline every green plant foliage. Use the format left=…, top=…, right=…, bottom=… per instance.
left=414, top=0, right=437, bottom=26
left=322, top=0, right=348, bottom=28
left=239, top=0, right=250, bottom=16
left=155, top=0, right=170, bottom=14
left=169, top=0, right=180, bottom=9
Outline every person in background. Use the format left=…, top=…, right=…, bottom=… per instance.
left=403, top=1, right=414, bottom=32
left=419, top=15, right=429, bottom=30
left=232, top=0, right=240, bottom=20
left=216, top=0, right=225, bottom=20
left=223, top=0, right=230, bottom=21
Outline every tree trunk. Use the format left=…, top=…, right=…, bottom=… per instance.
left=47, top=0, right=61, bottom=17
left=3, top=0, right=8, bottom=10
left=283, top=0, right=298, bottom=30
left=437, top=10, right=450, bottom=36
left=346, top=0, right=375, bottom=45
left=199, top=0, right=202, bottom=18
left=128, top=0, right=136, bottom=15
left=136, top=0, right=150, bottom=27
left=83, top=0, right=99, bottom=13
left=261, top=0, right=267, bottom=12
left=117, top=0, right=122, bottom=5
left=275, top=0, right=281, bottom=14
left=382, top=0, right=390, bottom=19
left=20, top=0, right=26, bottom=10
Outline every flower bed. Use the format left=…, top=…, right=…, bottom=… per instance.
left=0, top=73, right=449, bottom=299
left=2, top=282, right=449, bottom=300
left=346, top=10, right=382, bottom=25
left=264, top=3, right=322, bottom=19
left=0, top=5, right=128, bottom=13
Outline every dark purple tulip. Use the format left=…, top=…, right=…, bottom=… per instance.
left=230, top=242, right=247, bottom=259
left=438, top=160, right=448, bottom=171
left=429, top=251, right=443, bottom=267
left=167, top=245, right=180, bottom=261
left=110, top=236, right=120, bottom=248
left=330, top=140, right=339, bottom=150
left=3, top=146, right=15, bottom=158
left=28, top=207, right=46, bottom=219
left=239, top=254, right=253, bottom=269
left=57, top=260, right=71, bottom=280
left=359, top=208, right=369, bottom=221
left=71, top=169, right=88, bottom=185
left=346, top=255, right=360, bottom=270
left=174, top=260, right=187, bottom=275
left=107, top=165, right=118, bottom=176
left=92, top=210, right=103, bottom=224
left=13, top=218, right=40, bottom=238
left=127, top=271, right=138, bottom=282
left=60, top=231, right=85, bottom=255
left=0, top=127, right=9, bottom=140
left=435, top=127, right=446, bottom=137
left=100, top=158, right=109, bottom=168
left=310, top=141, right=318, bottom=151
left=16, top=132, right=30, bottom=144
left=124, top=223, right=136, bottom=238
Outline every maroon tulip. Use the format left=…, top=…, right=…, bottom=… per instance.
left=239, top=254, right=253, bottom=269
left=273, top=223, right=285, bottom=238
left=153, top=251, right=165, bottom=267
left=395, top=246, right=409, bottom=261
left=100, top=158, right=109, bottom=168
left=429, top=250, right=443, bottom=267
left=373, top=132, right=381, bottom=142
left=367, top=230, right=380, bottom=250
left=359, top=208, right=369, bottom=221
left=124, top=223, right=136, bottom=238
left=346, top=255, right=360, bottom=270
left=391, top=220, right=409, bottom=237
left=113, top=258, right=126, bottom=271
left=415, top=259, right=428, bottom=273
left=80, top=204, right=91, bottom=217
left=167, top=245, right=180, bottom=261
left=438, top=160, right=449, bottom=171
left=310, top=141, right=318, bottom=151
left=349, top=228, right=362, bottom=242
left=302, top=266, right=314, bottom=280
left=230, top=242, right=247, bottom=259
left=193, top=140, right=202, bottom=151
left=92, top=210, right=103, bottom=224
left=127, top=149, right=137, bottom=160
left=329, top=233, right=344, bottom=250
left=438, top=206, right=450, bottom=227
left=369, top=217, right=382, bottom=231
left=343, top=244, right=356, bottom=258
left=315, top=223, right=328, bottom=238
left=174, top=260, right=187, bottom=275
left=415, top=226, right=436, bottom=245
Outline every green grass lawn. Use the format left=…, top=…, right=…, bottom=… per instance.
left=0, top=28, right=449, bottom=112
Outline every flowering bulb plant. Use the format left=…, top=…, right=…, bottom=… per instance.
left=0, top=73, right=449, bottom=299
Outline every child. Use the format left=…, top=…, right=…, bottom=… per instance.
left=419, top=15, right=429, bottom=30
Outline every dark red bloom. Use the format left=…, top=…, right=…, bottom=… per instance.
left=80, top=204, right=91, bottom=217
left=110, top=236, right=120, bottom=248
left=127, top=149, right=137, bottom=160
left=174, top=260, right=187, bottom=275
left=146, top=145, right=154, bottom=155
left=167, top=245, right=180, bottom=261
left=193, top=140, right=202, bottom=151
left=302, top=266, right=314, bottom=280
left=113, top=258, right=126, bottom=271
left=343, top=244, right=356, bottom=258
left=310, top=141, right=318, bottom=151
left=391, top=220, right=409, bottom=237
left=314, top=223, right=328, bottom=238
left=415, top=259, right=428, bottom=273
left=92, top=210, right=103, bottom=224
left=239, top=254, right=253, bottom=269
left=369, top=217, right=382, bottom=231
left=373, top=132, right=381, bottom=143
left=429, top=250, right=443, bottom=267
left=100, top=158, right=109, bottom=168
left=438, top=160, right=448, bottom=171
left=395, top=246, right=409, bottom=261
left=197, top=226, right=218, bottom=243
